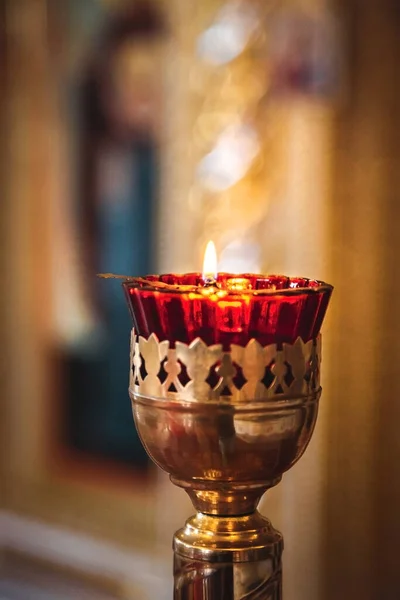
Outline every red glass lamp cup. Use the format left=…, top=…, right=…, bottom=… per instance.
left=123, top=272, right=332, bottom=349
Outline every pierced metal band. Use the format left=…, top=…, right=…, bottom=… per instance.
left=130, top=330, right=321, bottom=403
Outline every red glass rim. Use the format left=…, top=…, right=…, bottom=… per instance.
left=121, top=272, right=333, bottom=347
left=122, top=272, right=333, bottom=298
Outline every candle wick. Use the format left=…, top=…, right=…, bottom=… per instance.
left=203, top=276, right=217, bottom=287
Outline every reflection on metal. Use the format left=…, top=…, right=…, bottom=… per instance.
left=174, top=512, right=283, bottom=599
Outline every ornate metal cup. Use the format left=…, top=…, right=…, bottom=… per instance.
left=122, top=273, right=332, bottom=599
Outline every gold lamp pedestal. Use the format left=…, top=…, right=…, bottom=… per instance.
left=174, top=512, right=283, bottom=598
left=129, top=331, right=322, bottom=599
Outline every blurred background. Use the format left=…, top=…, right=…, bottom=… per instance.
left=1, top=0, right=399, bottom=599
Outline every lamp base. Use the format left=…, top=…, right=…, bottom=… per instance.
left=173, top=511, right=283, bottom=599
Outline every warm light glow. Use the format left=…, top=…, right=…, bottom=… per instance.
left=197, top=124, right=260, bottom=192
left=226, top=277, right=252, bottom=291
left=203, top=240, right=218, bottom=280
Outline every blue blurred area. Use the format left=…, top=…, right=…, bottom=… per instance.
left=66, top=143, right=156, bottom=466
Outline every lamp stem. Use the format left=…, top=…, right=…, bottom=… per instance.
left=174, top=550, right=282, bottom=599
left=173, top=512, right=283, bottom=599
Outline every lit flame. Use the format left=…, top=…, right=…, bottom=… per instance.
left=202, top=240, right=218, bottom=280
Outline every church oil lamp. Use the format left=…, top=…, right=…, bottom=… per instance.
left=106, top=241, right=332, bottom=599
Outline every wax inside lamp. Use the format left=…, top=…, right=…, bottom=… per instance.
left=105, top=241, right=334, bottom=350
